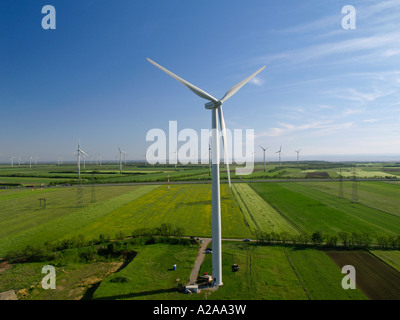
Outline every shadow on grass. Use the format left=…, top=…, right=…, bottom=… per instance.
left=81, top=251, right=137, bottom=300
left=81, top=281, right=102, bottom=300
left=92, top=287, right=180, bottom=300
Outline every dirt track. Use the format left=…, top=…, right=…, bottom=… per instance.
left=188, top=238, right=212, bottom=285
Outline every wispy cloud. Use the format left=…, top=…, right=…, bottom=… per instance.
left=256, top=120, right=354, bottom=138
left=363, top=118, right=383, bottom=123
left=250, top=76, right=264, bottom=86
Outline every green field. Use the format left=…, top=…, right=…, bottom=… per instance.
left=295, top=181, right=400, bottom=217
left=285, top=248, right=366, bottom=300
left=250, top=182, right=400, bottom=236
left=93, top=243, right=198, bottom=300
left=66, top=184, right=252, bottom=241
left=370, top=250, right=400, bottom=272
left=0, top=185, right=159, bottom=256
left=232, top=183, right=299, bottom=235
left=198, top=243, right=308, bottom=300
left=0, top=183, right=252, bottom=257
left=1, top=162, right=399, bottom=187
left=2, top=172, right=400, bottom=301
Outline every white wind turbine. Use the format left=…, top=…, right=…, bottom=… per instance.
left=117, top=146, right=126, bottom=174
left=276, top=145, right=282, bottom=166
left=259, top=145, right=268, bottom=172
left=147, top=57, right=265, bottom=287
left=10, top=156, right=16, bottom=167
left=96, top=153, right=102, bottom=167
left=75, top=140, right=88, bottom=181
left=295, top=149, right=301, bottom=165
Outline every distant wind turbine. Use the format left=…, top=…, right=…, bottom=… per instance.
left=295, top=149, right=301, bottom=165
left=75, top=140, right=88, bottom=180
left=147, top=57, right=265, bottom=287
left=276, top=145, right=282, bottom=166
left=259, top=145, right=268, bottom=172
left=117, top=145, right=126, bottom=173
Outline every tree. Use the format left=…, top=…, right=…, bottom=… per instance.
left=338, top=231, right=350, bottom=247
left=311, top=231, right=324, bottom=245
left=326, top=234, right=338, bottom=247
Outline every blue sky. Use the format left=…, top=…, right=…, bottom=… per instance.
left=1, top=0, right=400, bottom=163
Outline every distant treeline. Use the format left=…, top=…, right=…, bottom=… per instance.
left=254, top=230, right=400, bottom=250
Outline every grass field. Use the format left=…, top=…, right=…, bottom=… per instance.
left=250, top=182, right=400, bottom=236
left=0, top=183, right=252, bottom=257
left=198, top=242, right=309, bottom=300
left=0, top=261, right=123, bottom=300
left=286, top=248, right=366, bottom=300
left=295, top=181, right=400, bottom=217
left=2, top=241, right=400, bottom=300
left=66, top=184, right=252, bottom=241
left=232, top=183, right=300, bottom=235
left=1, top=162, right=399, bottom=187
left=93, top=243, right=198, bottom=300
left=370, top=250, right=400, bottom=273
left=0, top=185, right=159, bottom=256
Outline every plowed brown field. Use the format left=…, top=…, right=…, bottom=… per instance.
left=326, top=250, right=400, bottom=300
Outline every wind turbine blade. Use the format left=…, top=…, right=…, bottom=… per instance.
left=147, top=58, right=219, bottom=103
left=220, top=66, right=266, bottom=104
left=218, top=106, right=231, bottom=187
left=80, top=150, right=88, bottom=156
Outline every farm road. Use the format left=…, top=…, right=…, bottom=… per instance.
left=188, top=238, right=211, bottom=285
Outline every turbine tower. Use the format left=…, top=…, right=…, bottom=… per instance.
left=147, top=57, right=265, bottom=287
left=259, top=145, right=268, bottom=172
left=276, top=145, right=282, bottom=166
left=75, top=140, right=88, bottom=181
left=117, top=146, right=126, bottom=174
left=295, top=149, right=301, bottom=165
left=209, top=144, right=212, bottom=177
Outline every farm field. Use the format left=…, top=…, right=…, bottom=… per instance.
left=0, top=185, right=159, bottom=256
left=65, top=184, right=252, bottom=241
left=2, top=240, right=400, bottom=300
left=285, top=248, right=366, bottom=300
left=232, top=183, right=300, bottom=235
left=370, top=250, right=400, bottom=273
left=1, top=162, right=400, bottom=187
left=192, top=242, right=309, bottom=300
left=0, top=183, right=252, bottom=257
left=326, top=250, right=400, bottom=300
left=250, top=182, right=400, bottom=236
left=0, top=260, right=123, bottom=300
left=294, top=181, right=400, bottom=217
left=93, top=243, right=198, bottom=300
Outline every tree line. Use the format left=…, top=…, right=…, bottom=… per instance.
left=254, top=230, right=400, bottom=250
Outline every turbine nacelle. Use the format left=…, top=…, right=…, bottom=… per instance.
left=205, top=101, right=221, bottom=109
